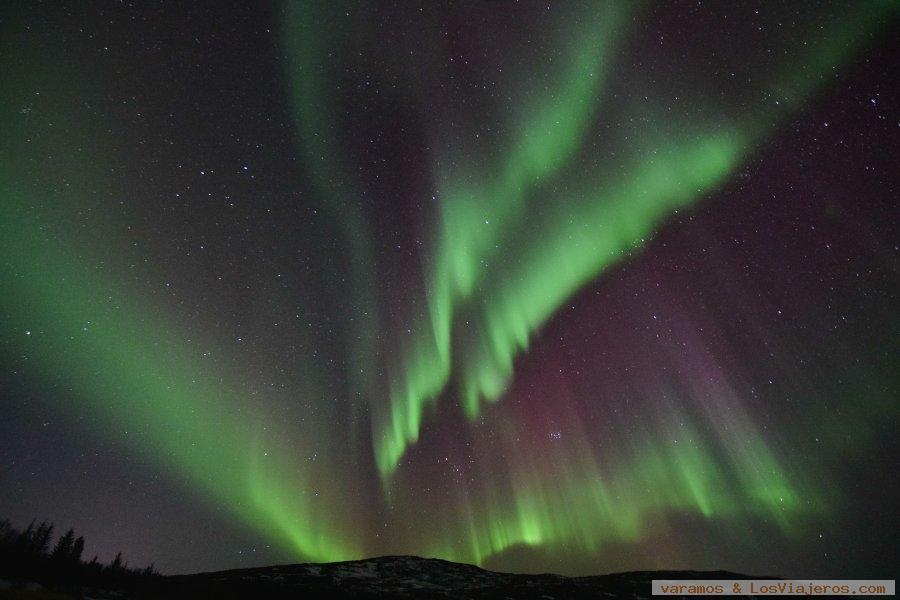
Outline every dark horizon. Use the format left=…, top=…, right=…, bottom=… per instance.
left=0, top=515, right=775, bottom=580
left=1, top=0, right=898, bottom=579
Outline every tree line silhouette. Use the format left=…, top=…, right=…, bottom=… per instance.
left=0, top=517, right=160, bottom=591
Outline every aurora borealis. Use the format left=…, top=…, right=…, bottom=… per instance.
left=1, top=0, right=898, bottom=579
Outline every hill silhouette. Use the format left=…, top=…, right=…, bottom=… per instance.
left=3, top=517, right=844, bottom=599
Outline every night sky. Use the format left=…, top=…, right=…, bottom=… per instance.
left=1, top=0, right=898, bottom=578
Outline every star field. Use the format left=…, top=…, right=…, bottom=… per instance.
left=1, top=0, right=898, bottom=578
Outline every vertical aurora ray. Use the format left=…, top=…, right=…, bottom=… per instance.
left=279, top=0, right=381, bottom=455
left=393, top=316, right=826, bottom=568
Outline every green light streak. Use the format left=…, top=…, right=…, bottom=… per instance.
left=375, top=2, right=635, bottom=474
left=373, top=0, right=896, bottom=477
left=457, top=130, right=743, bottom=416
left=0, top=188, right=358, bottom=562
left=0, top=49, right=358, bottom=561
left=280, top=0, right=380, bottom=450
left=423, top=396, right=816, bottom=567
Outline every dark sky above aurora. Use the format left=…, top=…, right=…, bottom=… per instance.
left=1, top=0, right=898, bottom=578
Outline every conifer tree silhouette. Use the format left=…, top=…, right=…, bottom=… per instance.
left=109, top=551, right=124, bottom=572
left=71, top=536, right=85, bottom=562
left=15, top=520, right=35, bottom=553
left=32, top=522, right=53, bottom=556
left=52, top=528, right=75, bottom=560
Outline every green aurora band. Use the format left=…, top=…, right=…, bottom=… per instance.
left=0, top=34, right=359, bottom=562
left=365, top=1, right=895, bottom=477
left=1, top=0, right=896, bottom=570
